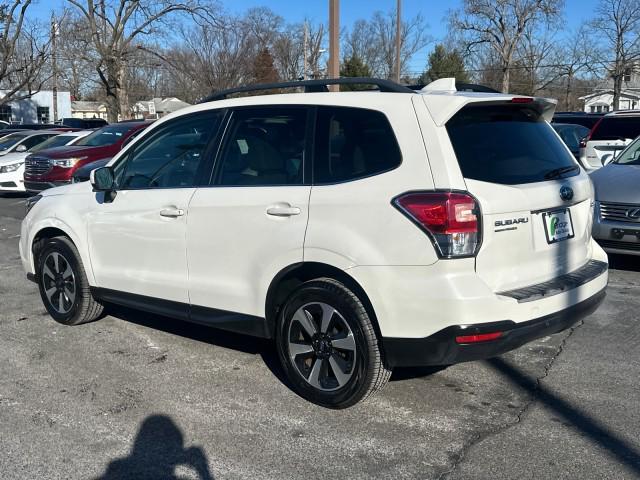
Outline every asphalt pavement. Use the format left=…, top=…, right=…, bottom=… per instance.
left=0, top=194, right=638, bottom=479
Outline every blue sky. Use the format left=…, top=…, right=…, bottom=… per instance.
left=31, top=0, right=599, bottom=73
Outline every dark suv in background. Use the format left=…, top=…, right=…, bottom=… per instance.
left=24, top=121, right=151, bottom=192
left=58, top=118, right=108, bottom=129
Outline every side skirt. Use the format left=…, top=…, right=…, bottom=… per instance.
left=90, top=287, right=270, bottom=339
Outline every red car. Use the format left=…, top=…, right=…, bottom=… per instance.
left=24, top=121, right=151, bottom=192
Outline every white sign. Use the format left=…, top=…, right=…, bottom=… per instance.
left=148, top=101, right=156, bottom=116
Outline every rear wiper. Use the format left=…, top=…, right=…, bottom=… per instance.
left=544, top=165, right=579, bottom=179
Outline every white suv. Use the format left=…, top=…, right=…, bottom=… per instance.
left=20, top=78, right=608, bottom=408
left=580, top=111, right=640, bottom=170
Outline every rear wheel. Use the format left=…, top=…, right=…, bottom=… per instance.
left=37, top=236, right=104, bottom=325
left=276, top=278, right=391, bottom=408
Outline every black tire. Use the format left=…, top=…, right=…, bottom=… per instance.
left=36, top=236, right=104, bottom=326
left=276, top=278, right=391, bottom=408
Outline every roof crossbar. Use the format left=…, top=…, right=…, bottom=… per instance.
left=199, top=77, right=415, bottom=103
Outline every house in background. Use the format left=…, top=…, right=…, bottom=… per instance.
left=0, top=90, right=71, bottom=123
left=580, top=65, right=640, bottom=112
left=71, top=100, right=108, bottom=120
left=132, top=97, right=191, bottom=120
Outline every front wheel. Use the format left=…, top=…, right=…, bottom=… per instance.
left=36, top=236, right=104, bottom=325
left=276, top=278, right=391, bottom=408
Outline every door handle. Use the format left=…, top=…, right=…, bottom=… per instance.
left=266, top=204, right=301, bottom=217
left=160, top=207, right=185, bottom=218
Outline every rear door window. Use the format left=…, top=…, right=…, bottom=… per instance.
left=446, top=104, right=578, bottom=185
left=590, top=117, right=640, bottom=141
left=213, top=107, right=307, bottom=186
left=314, top=106, right=402, bottom=184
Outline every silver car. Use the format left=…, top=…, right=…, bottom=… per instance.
left=591, top=136, right=640, bottom=255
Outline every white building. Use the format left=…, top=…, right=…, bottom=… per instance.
left=132, top=97, right=191, bottom=120
left=0, top=90, right=71, bottom=123
left=580, top=90, right=640, bottom=113
left=71, top=100, right=108, bottom=120
left=580, top=64, right=640, bottom=112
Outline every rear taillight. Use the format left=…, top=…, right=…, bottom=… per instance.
left=583, top=117, right=603, bottom=146
left=393, top=191, right=481, bottom=258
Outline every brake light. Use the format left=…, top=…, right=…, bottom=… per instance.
left=455, top=332, right=503, bottom=344
left=584, top=117, right=603, bottom=145
left=393, top=192, right=481, bottom=258
left=511, top=97, right=533, bottom=104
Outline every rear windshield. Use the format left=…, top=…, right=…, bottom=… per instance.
left=446, top=104, right=578, bottom=185
left=590, top=117, right=640, bottom=141
left=76, top=123, right=137, bottom=147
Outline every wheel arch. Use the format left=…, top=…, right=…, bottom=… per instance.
left=29, top=222, right=93, bottom=284
left=264, top=262, right=383, bottom=342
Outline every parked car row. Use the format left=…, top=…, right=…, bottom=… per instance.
left=550, top=111, right=640, bottom=257
left=0, top=121, right=150, bottom=194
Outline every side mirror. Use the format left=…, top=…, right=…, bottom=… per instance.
left=90, top=166, right=115, bottom=192
left=601, top=154, right=613, bottom=166
left=15, top=144, right=27, bottom=152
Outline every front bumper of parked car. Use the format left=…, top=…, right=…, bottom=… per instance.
left=593, top=201, right=640, bottom=255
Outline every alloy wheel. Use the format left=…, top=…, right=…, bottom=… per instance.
left=41, top=251, right=76, bottom=314
left=287, top=302, right=357, bottom=391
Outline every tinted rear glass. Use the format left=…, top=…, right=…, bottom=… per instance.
left=446, top=105, right=578, bottom=185
left=314, top=106, right=402, bottom=184
left=551, top=115, right=602, bottom=129
left=590, top=117, right=640, bottom=141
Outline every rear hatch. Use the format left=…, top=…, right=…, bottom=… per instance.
left=583, top=116, right=640, bottom=169
left=446, top=102, right=594, bottom=292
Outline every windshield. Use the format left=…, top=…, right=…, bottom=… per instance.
left=75, top=123, right=136, bottom=147
left=29, top=134, right=77, bottom=153
left=0, top=133, right=28, bottom=152
left=446, top=104, right=578, bottom=185
left=613, top=137, right=640, bottom=165
left=591, top=117, right=640, bottom=141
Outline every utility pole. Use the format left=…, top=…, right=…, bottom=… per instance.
left=395, top=0, right=401, bottom=83
left=328, top=0, right=339, bottom=90
left=51, top=14, right=58, bottom=123
left=303, top=21, right=308, bottom=80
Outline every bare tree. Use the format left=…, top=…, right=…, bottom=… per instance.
left=343, top=10, right=431, bottom=79
left=66, top=0, right=216, bottom=121
left=0, top=0, right=51, bottom=105
left=556, top=27, right=594, bottom=110
left=272, top=21, right=325, bottom=81
left=591, top=0, right=640, bottom=110
left=450, top=0, right=563, bottom=93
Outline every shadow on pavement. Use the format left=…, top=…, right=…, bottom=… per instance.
left=391, top=365, right=448, bottom=381
left=607, top=253, right=640, bottom=273
left=105, top=305, right=291, bottom=389
left=94, top=414, right=214, bottom=480
left=488, top=357, right=640, bottom=476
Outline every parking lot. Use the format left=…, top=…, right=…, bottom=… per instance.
left=0, top=193, right=639, bottom=479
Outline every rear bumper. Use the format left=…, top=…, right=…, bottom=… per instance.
left=383, top=288, right=606, bottom=367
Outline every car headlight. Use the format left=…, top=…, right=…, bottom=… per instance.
left=25, top=194, right=42, bottom=214
left=52, top=156, right=87, bottom=168
left=0, top=161, right=23, bottom=173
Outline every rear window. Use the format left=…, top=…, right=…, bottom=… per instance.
left=590, top=117, right=640, bottom=141
left=446, top=105, right=578, bottom=185
left=314, top=107, right=402, bottom=184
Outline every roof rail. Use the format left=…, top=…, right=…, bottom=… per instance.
left=199, top=77, right=414, bottom=103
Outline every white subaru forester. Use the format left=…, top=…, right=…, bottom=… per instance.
left=20, top=78, right=608, bottom=408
